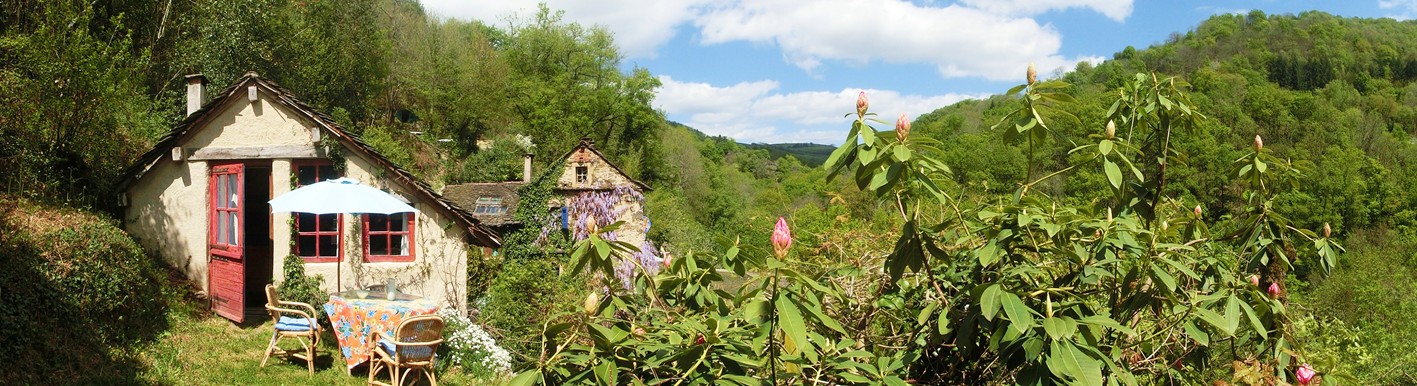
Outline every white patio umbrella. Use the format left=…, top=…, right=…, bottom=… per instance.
left=269, top=177, right=415, bottom=292
left=269, top=177, right=415, bottom=215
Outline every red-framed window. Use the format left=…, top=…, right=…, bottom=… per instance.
left=294, top=161, right=342, bottom=262
left=363, top=212, right=415, bottom=262
left=209, top=163, right=243, bottom=256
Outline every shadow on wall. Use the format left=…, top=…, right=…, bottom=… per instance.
left=0, top=196, right=174, bottom=384
left=125, top=179, right=201, bottom=287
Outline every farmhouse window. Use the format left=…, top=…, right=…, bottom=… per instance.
left=294, top=161, right=342, bottom=262
left=363, top=212, right=415, bottom=262
left=473, top=197, right=505, bottom=214
left=575, top=165, right=588, bottom=183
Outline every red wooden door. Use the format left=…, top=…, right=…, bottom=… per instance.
left=209, top=163, right=245, bottom=322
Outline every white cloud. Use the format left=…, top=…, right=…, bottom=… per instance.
left=1380, top=0, right=1417, bottom=20
left=655, top=76, right=984, bottom=144
left=692, top=0, right=1102, bottom=81
left=958, top=0, right=1134, bottom=22
left=422, top=1, right=1123, bottom=80
left=1195, top=6, right=1249, bottom=17
left=418, top=0, right=710, bottom=58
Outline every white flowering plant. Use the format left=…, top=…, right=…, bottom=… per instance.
left=437, top=308, right=513, bottom=378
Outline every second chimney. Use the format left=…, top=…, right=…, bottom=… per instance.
left=523, top=153, right=534, bottom=183
left=185, top=74, right=209, bottom=117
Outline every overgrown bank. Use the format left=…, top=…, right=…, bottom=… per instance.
left=0, top=195, right=172, bottom=384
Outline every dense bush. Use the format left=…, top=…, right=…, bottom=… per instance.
left=0, top=195, right=170, bottom=383
left=481, top=257, right=583, bottom=358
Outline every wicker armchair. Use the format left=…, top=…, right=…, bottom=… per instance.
left=260, top=284, right=321, bottom=374
left=368, top=314, right=445, bottom=386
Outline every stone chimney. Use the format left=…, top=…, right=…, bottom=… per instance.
left=185, top=74, right=208, bottom=117
left=523, top=153, right=534, bottom=183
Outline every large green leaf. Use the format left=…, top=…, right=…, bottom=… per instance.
left=1237, top=298, right=1267, bottom=337
left=1077, top=315, right=1137, bottom=337
left=893, top=143, right=912, bottom=161
left=1225, top=295, right=1241, bottom=335
left=1104, top=159, right=1122, bottom=189
left=1183, top=320, right=1210, bottom=346
left=1047, top=341, right=1104, bottom=386
left=1149, top=265, right=1176, bottom=293
left=980, top=284, right=1003, bottom=321
left=1159, top=257, right=1200, bottom=280
left=776, top=296, right=811, bottom=354
left=801, top=300, right=847, bottom=334
left=1042, top=316, right=1078, bottom=341
left=1000, top=292, right=1035, bottom=334
left=508, top=370, right=540, bottom=386
left=1195, top=307, right=1232, bottom=336
left=977, top=239, right=1003, bottom=267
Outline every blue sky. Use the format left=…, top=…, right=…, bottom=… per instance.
left=421, top=0, right=1417, bottom=145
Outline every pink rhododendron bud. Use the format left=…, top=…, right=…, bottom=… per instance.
left=1255, top=135, right=1264, bottom=152
left=1027, top=62, right=1037, bottom=85
left=896, top=113, right=911, bottom=142
left=1248, top=274, right=1260, bottom=287
left=584, top=216, right=598, bottom=235
left=1194, top=205, right=1203, bottom=218
left=1323, top=222, right=1331, bottom=238
left=1161, top=220, right=1169, bottom=232
left=662, top=253, right=672, bottom=268
left=1105, top=120, right=1116, bottom=139
left=856, top=91, right=868, bottom=118
left=1267, top=282, right=1281, bottom=298
left=1295, top=363, right=1317, bottom=385
left=772, top=217, right=793, bottom=258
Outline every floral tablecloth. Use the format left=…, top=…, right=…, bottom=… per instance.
left=324, top=293, right=439, bottom=370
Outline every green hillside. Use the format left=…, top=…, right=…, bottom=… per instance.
left=743, top=142, right=837, bottom=167
left=908, top=11, right=1417, bottom=382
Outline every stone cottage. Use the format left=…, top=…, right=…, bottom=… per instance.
left=115, top=72, right=500, bottom=322
left=444, top=138, right=659, bottom=275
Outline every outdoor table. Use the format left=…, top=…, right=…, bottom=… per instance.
left=323, top=290, right=439, bottom=373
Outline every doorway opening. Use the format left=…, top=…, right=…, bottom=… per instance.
left=242, top=163, right=273, bottom=318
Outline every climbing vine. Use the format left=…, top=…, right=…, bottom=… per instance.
left=563, top=186, right=658, bottom=288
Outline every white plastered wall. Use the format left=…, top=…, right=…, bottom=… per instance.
left=125, top=90, right=470, bottom=311
left=298, top=154, right=470, bottom=311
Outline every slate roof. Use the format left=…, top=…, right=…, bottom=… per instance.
left=116, top=72, right=501, bottom=247
left=442, top=182, right=524, bottom=226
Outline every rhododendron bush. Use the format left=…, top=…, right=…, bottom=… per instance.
left=508, top=69, right=1344, bottom=385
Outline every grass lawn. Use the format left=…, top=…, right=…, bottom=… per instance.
left=134, top=301, right=508, bottom=385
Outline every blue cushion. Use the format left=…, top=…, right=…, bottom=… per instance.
left=275, top=316, right=314, bottom=331
left=378, top=338, right=434, bottom=359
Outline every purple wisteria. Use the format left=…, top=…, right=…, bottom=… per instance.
left=550, top=186, right=659, bottom=289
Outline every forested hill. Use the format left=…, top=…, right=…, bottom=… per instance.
left=915, top=10, right=1417, bottom=236
left=902, top=13, right=1417, bottom=381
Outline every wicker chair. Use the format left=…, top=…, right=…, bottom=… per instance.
left=368, top=314, right=445, bottom=386
left=260, top=284, right=322, bottom=374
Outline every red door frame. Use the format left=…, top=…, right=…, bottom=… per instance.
left=208, top=162, right=246, bottom=322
